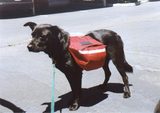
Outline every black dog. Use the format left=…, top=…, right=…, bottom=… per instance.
left=24, top=22, right=133, bottom=111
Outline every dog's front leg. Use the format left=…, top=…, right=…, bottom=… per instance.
left=65, top=71, right=82, bottom=111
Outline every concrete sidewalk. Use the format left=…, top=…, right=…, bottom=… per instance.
left=0, top=1, right=160, bottom=113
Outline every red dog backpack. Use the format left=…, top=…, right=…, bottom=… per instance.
left=68, top=36, right=107, bottom=71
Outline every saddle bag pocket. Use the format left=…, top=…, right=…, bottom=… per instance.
left=68, top=36, right=107, bottom=71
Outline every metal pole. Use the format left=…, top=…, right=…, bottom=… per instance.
left=32, top=0, right=36, bottom=15
left=51, top=64, right=55, bottom=113
left=102, top=0, right=107, bottom=7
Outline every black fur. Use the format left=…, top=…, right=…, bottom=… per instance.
left=154, top=100, right=160, bottom=113
left=24, top=22, right=133, bottom=111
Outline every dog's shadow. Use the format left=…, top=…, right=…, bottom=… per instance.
left=42, top=83, right=126, bottom=113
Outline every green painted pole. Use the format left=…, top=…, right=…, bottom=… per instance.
left=51, top=64, right=55, bottom=113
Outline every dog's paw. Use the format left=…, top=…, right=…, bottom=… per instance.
left=68, top=99, right=80, bottom=111
left=123, top=92, right=131, bottom=98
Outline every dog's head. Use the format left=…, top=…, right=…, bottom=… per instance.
left=24, top=22, right=61, bottom=52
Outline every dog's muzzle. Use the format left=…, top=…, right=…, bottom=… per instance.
left=27, top=44, right=45, bottom=52
left=27, top=44, right=34, bottom=52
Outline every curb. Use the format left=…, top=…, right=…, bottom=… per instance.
left=108, top=0, right=149, bottom=7
left=113, top=3, right=137, bottom=7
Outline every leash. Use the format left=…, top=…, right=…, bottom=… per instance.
left=51, top=64, right=55, bottom=113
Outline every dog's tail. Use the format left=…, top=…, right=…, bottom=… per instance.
left=123, top=61, right=133, bottom=73
left=116, top=35, right=133, bottom=73
left=119, top=51, right=133, bottom=73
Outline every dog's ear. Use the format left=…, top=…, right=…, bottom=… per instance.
left=24, top=22, right=37, bottom=31
left=50, top=26, right=61, bottom=33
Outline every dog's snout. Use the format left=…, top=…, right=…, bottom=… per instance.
left=27, top=44, right=33, bottom=51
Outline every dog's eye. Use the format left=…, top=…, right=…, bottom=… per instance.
left=40, top=37, right=47, bottom=41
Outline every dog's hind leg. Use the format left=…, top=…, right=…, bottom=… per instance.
left=99, top=58, right=111, bottom=91
left=116, top=66, right=131, bottom=98
left=107, top=45, right=131, bottom=98
left=103, top=58, right=111, bottom=84
left=98, top=58, right=112, bottom=92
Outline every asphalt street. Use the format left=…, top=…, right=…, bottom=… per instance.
left=0, top=1, right=160, bottom=113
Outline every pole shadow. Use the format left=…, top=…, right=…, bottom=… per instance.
left=42, top=82, right=127, bottom=113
